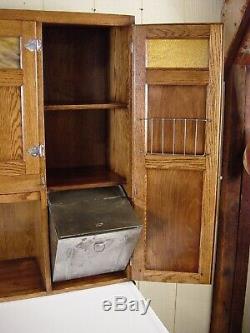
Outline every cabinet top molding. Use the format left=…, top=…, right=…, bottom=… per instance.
left=0, top=9, right=135, bottom=26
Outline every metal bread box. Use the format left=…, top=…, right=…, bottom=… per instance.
left=48, top=186, right=142, bottom=282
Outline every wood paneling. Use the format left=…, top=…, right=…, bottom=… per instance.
left=146, top=69, right=209, bottom=86
left=47, top=166, right=126, bottom=191
left=44, top=24, right=131, bottom=192
left=43, top=25, right=110, bottom=105
left=0, top=69, right=23, bottom=86
left=0, top=20, right=40, bottom=178
left=108, top=26, right=132, bottom=196
left=146, top=169, right=203, bottom=273
left=45, top=103, right=127, bottom=111
left=199, top=24, right=223, bottom=283
left=0, top=257, right=45, bottom=300
left=0, top=175, right=41, bottom=194
left=0, top=86, right=22, bottom=161
left=52, top=271, right=128, bottom=294
left=21, top=21, right=40, bottom=175
left=145, top=155, right=206, bottom=170
left=143, top=24, right=211, bottom=39
left=0, top=199, right=40, bottom=261
left=210, top=65, right=247, bottom=333
left=0, top=9, right=134, bottom=26
left=45, top=110, right=107, bottom=169
left=147, top=85, right=206, bottom=155
left=132, top=24, right=223, bottom=284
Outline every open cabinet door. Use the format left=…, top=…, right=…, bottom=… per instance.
left=0, top=20, right=41, bottom=193
left=132, top=24, right=223, bottom=284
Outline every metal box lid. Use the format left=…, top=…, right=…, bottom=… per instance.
left=48, top=186, right=141, bottom=239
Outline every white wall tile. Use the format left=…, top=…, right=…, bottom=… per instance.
left=0, top=0, right=43, bottom=10
left=43, top=0, right=92, bottom=12
left=137, top=281, right=177, bottom=333
left=175, top=284, right=212, bottom=333
left=94, top=0, right=141, bottom=24
left=184, top=0, right=223, bottom=23
left=141, top=0, right=184, bottom=24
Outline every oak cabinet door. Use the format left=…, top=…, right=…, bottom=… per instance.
left=132, top=24, right=223, bottom=283
left=0, top=20, right=40, bottom=183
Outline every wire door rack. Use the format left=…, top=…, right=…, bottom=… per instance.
left=143, top=117, right=210, bottom=156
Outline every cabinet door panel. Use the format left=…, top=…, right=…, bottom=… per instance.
left=132, top=24, right=223, bottom=283
left=146, top=169, right=203, bottom=273
left=0, top=20, right=39, bottom=179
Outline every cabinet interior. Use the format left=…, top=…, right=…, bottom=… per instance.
left=43, top=24, right=131, bottom=194
left=0, top=197, right=46, bottom=299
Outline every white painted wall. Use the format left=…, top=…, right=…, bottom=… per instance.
left=0, top=1, right=224, bottom=332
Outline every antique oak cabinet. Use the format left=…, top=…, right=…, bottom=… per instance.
left=0, top=9, right=223, bottom=301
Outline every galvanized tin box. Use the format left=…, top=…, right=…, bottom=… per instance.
left=48, top=186, right=141, bottom=282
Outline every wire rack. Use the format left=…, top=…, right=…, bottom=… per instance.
left=143, top=117, right=209, bottom=156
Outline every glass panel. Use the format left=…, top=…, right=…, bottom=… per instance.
left=0, top=37, right=20, bottom=68
left=146, top=39, right=209, bottom=68
left=0, top=87, right=22, bottom=161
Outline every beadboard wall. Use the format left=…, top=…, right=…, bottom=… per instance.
left=0, top=1, right=224, bottom=332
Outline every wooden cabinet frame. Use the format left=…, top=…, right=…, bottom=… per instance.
left=0, top=9, right=223, bottom=302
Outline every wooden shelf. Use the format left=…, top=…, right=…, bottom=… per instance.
left=45, top=103, right=128, bottom=111
left=52, top=271, right=128, bottom=294
left=0, top=257, right=45, bottom=301
left=47, top=166, right=126, bottom=191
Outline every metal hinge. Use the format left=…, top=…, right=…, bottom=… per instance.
left=24, top=39, right=42, bottom=52
left=130, top=42, right=134, bottom=54
left=28, top=144, right=45, bottom=157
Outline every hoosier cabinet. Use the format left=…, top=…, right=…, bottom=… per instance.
left=0, top=9, right=223, bottom=301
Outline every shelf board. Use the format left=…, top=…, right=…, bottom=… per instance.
left=47, top=166, right=126, bottom=192
left=45, top=103, right=128, bottom=111
left=0, top=257, right=45, bottom=301
left=52, top=271, right=128, bottom=294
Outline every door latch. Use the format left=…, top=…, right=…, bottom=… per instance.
left=28, top=144, right=45, bottom=157
left=24, top=39, right=42, bottom=52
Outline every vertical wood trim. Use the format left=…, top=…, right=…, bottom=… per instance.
left=210, top=65, right=247, bottom=333
left=36, top=22, right=46, bottom=185
left=21, top=21, right=40, bottom=175
left=39, top=190, right=52, bottom=292
left=229, top=67, right=250, bottom=333
left=131, top=26, right=147, bottom=280
left=35, top=23, right=51, bottom=292
left=199, top=25, right=223, bottom=282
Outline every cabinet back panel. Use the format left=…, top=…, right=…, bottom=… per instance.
left=147, top=85, right=206, bottom=155
left=0, top=86, right=22, bottom=161
left=0, top=201, right=40, bottom=261
left=43, top=25, right=110, bottom=104
left=45, top=110, right=107, bottom=169
left=145, top=169, right=203, bottom=273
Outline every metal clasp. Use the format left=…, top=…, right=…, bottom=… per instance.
left=28, top=144, right=44, bottom=157
left=24, top=39, right=42, bottom=52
